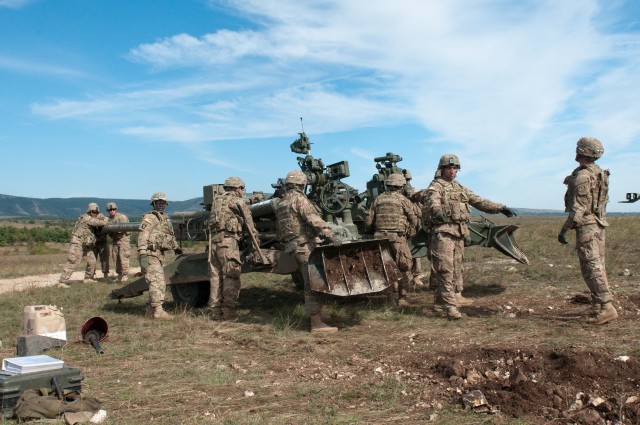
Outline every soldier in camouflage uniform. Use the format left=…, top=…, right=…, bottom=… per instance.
left=106, top=202, right=131, bottom=282
left=138, top=192, right=182, bottom=320
left=425, top=154, right=516, bottom=320
left=207, top=177, right=259, bottom=320
left=273, top=171, right=338, bottom=333
left=95, top=221, right=110, bottom=280
left=558, top=137, right=616, bottom=324
left=58, top=203, right=109, bottom=288
left=403, top=169, right=425, bottom=288
left=366, top=173, right=419, bottom=308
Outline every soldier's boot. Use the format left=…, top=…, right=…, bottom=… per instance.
left=222, top=307, right=238, bottom=321
left=446, top=305, right=463, bottom=320
left=397, top=291, right=421, bottom=308
left=455, top=293, right=474, bottom=306
left=57, top=281, right=70, bottom=289
left=588, top=302, right=618, bottom=325
left=386, top=291, right=399, bottom=308
left=310, top=315, right=338, bottom=333
left=412, top=276, right=425, bottom=289
left=145, top=305, right=173, bottom=321
left=205, top=305, right=223, bottom=320
left=433, top=295, right=445, bottom=313
left=82, top=277, right=98, bottom=284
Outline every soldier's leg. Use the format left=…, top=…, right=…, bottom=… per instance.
left=431, top=233, right=460, bottom=319
left=453, top=240, right=473, bottom=306
left=395, top=240, right=419, bottom=307
left=220, top=240, right=242, bottom=320
left=84, top=247, right=97, bottom=281
left=207, top=245, right=224, bottom=312
left=411, top=257, right=424, bottom=288
left=297, top=243, right=336, bottom=333
left=145, top=256, right=172, bottom=320
left=59, top=243, right=82, bottom=283
left=120, top=239, right=131, bottom=278
left=98, top=243, right=110, bottom=278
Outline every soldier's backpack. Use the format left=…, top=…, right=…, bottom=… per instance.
left=14, top=388, right=102, bottom=422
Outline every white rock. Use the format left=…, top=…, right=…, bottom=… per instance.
left=244, top=390, right=255, bottom=397
left=615, top=355, right=630, bottom=362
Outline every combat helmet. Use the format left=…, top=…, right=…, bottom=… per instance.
left=403, top=169, right=412, bottom=180
left=86, top=202, right=99, bottom=213
left=285, top=170, right=307, bottom=186
left=576, top=137, right=604, bottom=160
left=150, top=192, right=168, bottom=205
left=438, top=154, right=461, bottom=169
left=106, top=202, right=117, bottom=211
left=385, top=173, right=406, bottom=187
left=223, top=176, right=245, bottom=189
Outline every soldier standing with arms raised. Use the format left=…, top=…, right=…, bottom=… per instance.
left=274, top=171, right=338, bottom=333
left=138, top=192, right=182, bottom=320
left=558, top=137, right=616, bottom=324
left=366, top=173, right=419, bottom=308
left=424, top=155, right=516, bottom=320
left=206, top=177, right=259, bottom=320
left=106, top=202, right=131, bottom=282
left=58, top=202, right=108, bottom=288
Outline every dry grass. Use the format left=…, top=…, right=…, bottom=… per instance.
left=0, top=216, right=639, bottom=424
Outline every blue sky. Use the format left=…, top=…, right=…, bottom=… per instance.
left=1, top=0, right=638, bottom=212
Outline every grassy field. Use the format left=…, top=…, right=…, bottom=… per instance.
left=0, top=216, right=639, bottom=424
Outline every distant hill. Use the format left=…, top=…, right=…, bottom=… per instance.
left=0, top=194, right=204, bottom=218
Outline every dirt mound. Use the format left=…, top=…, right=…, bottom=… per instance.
left=425, top=348, right=640, bottom=423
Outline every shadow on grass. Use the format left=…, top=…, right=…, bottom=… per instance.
left=462, top=283, right=507, bottom=298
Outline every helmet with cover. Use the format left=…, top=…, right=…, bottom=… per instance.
left=86, top=202, right=99, bottom=213
left=285, top=170, right=307, bottom=186
left=403, top=169, right=412, bottom=180
left=224, top=176, right=245, bottom=189
left=438, top=154, right=461, bottom=169
left=576, top=137, right=604, bottom=160
left=150, top=192, right=169, bottom=205
left=106, top=202, right=117, bottom=211
left=385, top=173, right=406, bottom=187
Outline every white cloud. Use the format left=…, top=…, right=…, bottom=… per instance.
left=0, top=55, right=87, bottom=78
left=0, top=0, right=38, bottom=9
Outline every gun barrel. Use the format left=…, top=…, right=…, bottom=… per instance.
left=250, top=199, right=275, bottom=219
left=171, top=210, right=209, bottom=224
left=104, top=222, right=141, bottom=233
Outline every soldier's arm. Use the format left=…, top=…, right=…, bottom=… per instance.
left=465, top=187, right=505, bottom=214
left=137, top=214, right=158, bottom=253
left=424, top=183, right=444, bottom=223
left=364, top=198, right=377, bottom=232
left=236, top=199, right=259, bottom=233
left=297, top=197, right=331, bottom=235
left=402, top=197, right=418, bottom=231
left=562, top=171, right=590, bottom=231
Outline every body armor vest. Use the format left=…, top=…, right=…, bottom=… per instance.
left=210, top=191, right=243, bottom=233
left=564, top=164, right=609, bottom=220
left=146, top=211, right=176, bottom=250
left=72, top=215, right=96, bottom=247
left=439, top=180, right=471, bottom=223
left=374, top=192, right=407, bottom=233
left=274, top=191, right=315, bottom=241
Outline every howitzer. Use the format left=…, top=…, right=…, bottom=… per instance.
left=620, top=193, right=639, bottom=203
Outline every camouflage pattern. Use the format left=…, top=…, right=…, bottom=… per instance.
left=207, top=190, right=258, bottom=310
left=274, top=187, right=332, bottom=316
left=576, top=137, right=604, bottom=160
left=138, top=210, right=178, bottom=308
left=425, top=176, right=505, bottom=307
left=365, top=190, right=418, bottom=297
left=95, top=228, right=109, bottom=278
left=562, top=162, right=611, bottom=303
left=59, top=211, right=108, bottom=283
left=108, top=211, right=131, bottom=277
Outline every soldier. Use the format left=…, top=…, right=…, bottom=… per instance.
left=273, top=170, right=338, bottom=333
left=424, top=154, right=516, bottom=320
left=106, top=202, right=131, bottom=282
left=366, top=173, right=419, bottom=308
left=95, top=221, right=110, bottom=280
left=403, top=169, right=425, bottom=288
left=558, top=137, right=616, bottom=324
left=206, top=177, right=259, bottom=320
left=138, top=192, right=182, bottom=320
left=58, top=203, right=108, bottom=288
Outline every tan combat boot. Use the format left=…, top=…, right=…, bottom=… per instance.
left=398, top=294, right=421, bottom=308
left=205, top=305, right=223, bottom=320
left=57, top=281, right=70, bottom=289
left=386, top=291, right=399, bottom=308
left=222, top=307, right=238, bottom=321
left=83, top=277, right=98, bottom=284
left=310, top=315, right=338, bottom=333
left=433, top=295, right=445, bottom=313
left=588, top=302, right=618, bottom=325
left=412, top=276, right=425, bottom=288
left=446, top=305, right=462, bottom=320
left=145, top=305, right=173, bottom=321
left=455, top=293, right=474, bottom=306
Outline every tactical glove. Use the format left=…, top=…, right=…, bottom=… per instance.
left=557, top=230, right=569, bottom=245
left=320, top=227, right=333, bottom=239
left=464, top=235, right=472, bottom=246
left=139, top=254, right=149, bottom=271
left=502, top=207, right=517, bottom=218
left=434, top=211, right=447, bottom=224
left=174, top=247, right=183, bottom=256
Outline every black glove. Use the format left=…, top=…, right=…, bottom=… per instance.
left=434, top=211, right=447, bottom=223
left=557, top=230, right=569, bottom=245
left=502, top=207, right=517, bottom=218
left=174, top=247, right=183, bottom=256
left=139, top=254, right=149, bottom=271
left=464, top=235, right=472, bottom=246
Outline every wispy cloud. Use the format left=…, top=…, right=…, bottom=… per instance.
left=0, top=0, right=38, bottom=9
left=0, top=55, right=87, bottom=78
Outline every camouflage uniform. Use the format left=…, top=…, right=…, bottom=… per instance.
left=404, top=175, right=425, bottom=288
left=108, top=211, right=131, bottom=281
left=425, top=173, right=506, bottom=314
left=208, top=186, right=258, bottom=319
left=138, top=209, right=178, bottom=312
left=58, top=209, right=108, bottom=284
left=273, top=176, right=335, bottom=332
left=365, top=188, right=418, bottom=305
left=95, top=227, right=110, bottom=279
left=559, top=137, right=615, bottom=324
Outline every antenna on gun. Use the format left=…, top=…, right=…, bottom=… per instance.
left=300, top=117, right=305, bottom=133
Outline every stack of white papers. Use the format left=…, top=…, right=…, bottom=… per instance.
left=2, top=355, right=64, bottom=374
